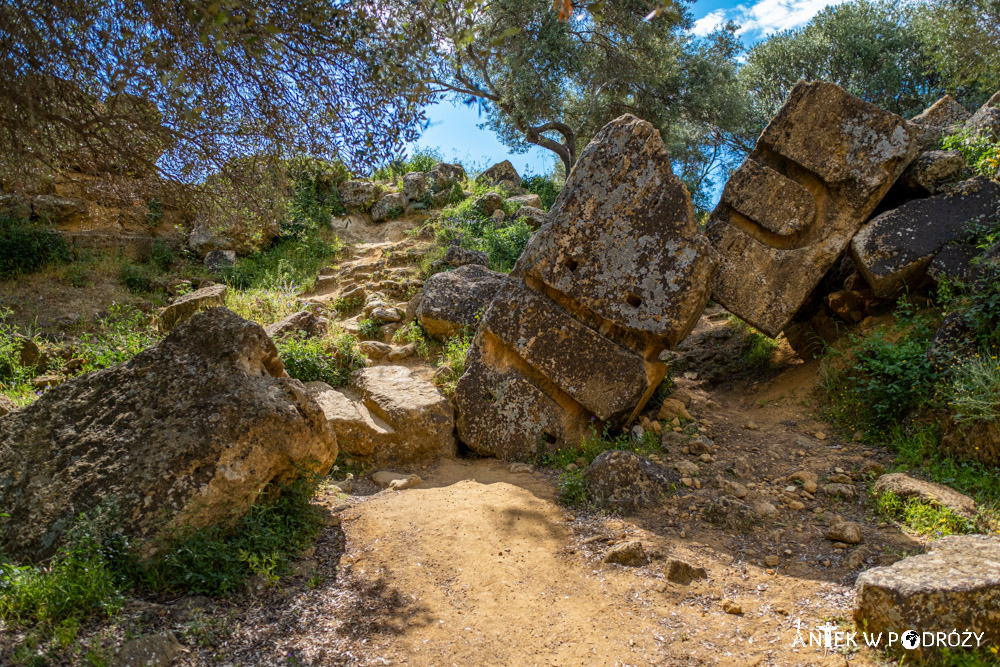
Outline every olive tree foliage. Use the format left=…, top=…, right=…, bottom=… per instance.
left=911, top=0, right=1000, bottom=107
left=0, top=0, right=428, bottom=201
left=736, top=0, right=942, bottom=144
left=396, top=0, right=748, bottom=207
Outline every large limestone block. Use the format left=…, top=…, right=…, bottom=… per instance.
left=852, top=177, right=1000, bottom=297
left=159, top=284, right=227, bottom=332
left=309, top=367, right=456, bottom=464
left=707, top=81, right=918, bottom=336
left=0, top=308, right=337, bottom=563
left=854, top=535, right=1000, bottom=645
left=455, top=114, right=717, bottom=460
left=968, top=90, right=1000, bottom=140
left=416, top=264, right=505, bottom=339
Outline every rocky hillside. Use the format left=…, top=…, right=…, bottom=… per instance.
left=1, top=83, right=999, bottom=665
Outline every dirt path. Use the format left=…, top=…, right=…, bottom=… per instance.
left=313, top=346, right=922, bottom=666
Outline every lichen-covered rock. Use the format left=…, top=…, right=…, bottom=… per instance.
left=854, top=535, right=1000, bottom=646
left=0, top=308, right=337, bottom=562
left=968, top=90, right=1000, bottom=140
left=927, top=244, right=977, bottom=283
left=371, top=192, right=407, bottom=223
left=473, top=191, right=504, bottom=215
left=159, top=284, right=227, bottom=332
left=0, top=395, right=15, bottom=418
left=402, top=172, right=429, bottom=201
left=584, top=451, right=676, bottom=513
left=306, top=367, right=455, bottom=464
left=264, top=310, right=329, bottom=340
left=706, top=81, right=918, bottom=337
left=873, top=473, right=976, bottom=520
left=416, top=264, right=505, bottom=340
left=477, top=160, right=522, bottom=192
left=339, top=180, right=382, bottom=211
left=899, top=150, right=966, bottom=195
left=455, top=114, right=717, bottom=460
left=910, top=94, right=972, bottom=148
left=852, top=177, right=1000, bottom=297
left=507, top=193, right=542, bottom=209
left=514, top=205, right=548, bottom=229
left=426, top=163, right=466, bottom=191
left=434, top=244, right=489, bottom=269
left=203, top=249, right=236, bottom=274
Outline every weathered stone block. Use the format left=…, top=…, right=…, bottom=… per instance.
left=852, top=177, right=1000, bottom=297
left=854, top=535, right=1000, bottom=647
left=455, top=114, right=717, bottom=460
left=416, top=264, right=505, bottom=340
left=707, top=81, right=918, bottom=337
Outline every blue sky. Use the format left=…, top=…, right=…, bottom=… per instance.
left=409, top=0, right=845, bottom=175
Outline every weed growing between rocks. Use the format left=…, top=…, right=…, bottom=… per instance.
left=221, top=232, right=343, bottom=293
left=357, top=317, right=383, bottom=340
left=276, top=331, right=367, bottom=387
left=432, top=332, right=471, bottom=395
left=521, top=172, right=561, bottom=210
left=874, top=489, right=978, bottom=538
left=392, top=321, right=433, bottom=358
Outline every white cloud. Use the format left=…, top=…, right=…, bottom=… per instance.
left=692, top=0, right=846, bottom=41
left=692, top=9, right=728, bottom=37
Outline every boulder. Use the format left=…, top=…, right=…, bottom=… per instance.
left=477, top=160, right=522, bottom=192
left=159, top=284, right=227, bottom=332
left=852, top=177, right=1000, bottom=297
left=514, top=205, right=548, bottom=229
left=402, top=172, right=429, bottom=201
left=371, top=192, right=407, bottom=223
left=306, top=366, right=456, bottom=464
left=584, top=451, right=676, bottom=513
left=427, top=163, right=466, bottom=191
left=967, top=90, right=1000, bottom=140
left=706, top=81, right=918, bottom=337
left=507, top=193, right=542, bottom=209
left=203, top=249, right=236, bottom=274
left=705, top=496, right=757, bottom=530
left=264, top=310, right=329, bottom=340
left=664, top=558, right=707, bottom=585
left=899, top=150, right=966, bottom=195
left=473, top=191, right=504, bottom=216
left=910, top=94, right=972, bottom=148
left=455, top=114, right=717, bottom=460
left=0, top=308, right=337, bottom=562
left=873, top=472, right=976, bottom=520
left=339, top=180, right=382, bottom=211
left=827, top=520, right=863, bottom=544
left=416, top=265, right=506, bottom=340
left=359, top=340, right=392, bottom=359
left=927, top=244, right=977, bottom=283
left=434, top=244, right=489, bottom=269
left=854, top=535, right=1000, bottom=646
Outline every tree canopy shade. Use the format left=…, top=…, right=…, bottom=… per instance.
left=0, top=0, right=429, bottom=191
left=397, top=0, right=748, bottom=207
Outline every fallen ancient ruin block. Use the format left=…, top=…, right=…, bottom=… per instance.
left=854, top=535, right=1000, bottom=647
left=852, top=177, right=1000, bottom=297
left=706, top=81, right=918, bottom=337
left=455, top=114, right=717, bottom=460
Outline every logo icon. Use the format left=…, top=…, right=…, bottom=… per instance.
left=902, top=630, right=920, bottom=650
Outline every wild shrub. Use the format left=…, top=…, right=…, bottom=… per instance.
left=947, top=351, right=1000, bottom=423
left=371, top=147, right=443, bottom=182
left=433, top=191, right=534, bottom=273
left=357, top=317, right=383, bottom=340
left=224, top=288, right=303, bottom=328
left=77, top=305, right=161, bottom=374
left=139, top=475, right=325, bottom=595
left=0, top=212, right=69, bottom=280
left=149, top=239, right=175, bottom=272
left=283, top=157, right=349, bottom=237
left=393, top=321, right=433, bottom=358
left=521, top=173, right=561, bottom=210
left=117, top=262, right=156, bottom=294
left=276, top=332, right=366, bottom=387
left=942, top=130, right=1000, bottom=179
left=221, top=232, right=342, bottom=292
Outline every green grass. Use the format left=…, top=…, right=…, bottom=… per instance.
left=275, top=331, right=367, bottom=387
left=942, top=130, right=1000, bottom=180
left=875, top=490, right=978, bottom=538
left=432, top=332, right=471, bottom=395
left=357, top=317, right=383, bottom=340
left=220, top=231, right=343, bottom=293
left=392, top=321, right=434, bottom=359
